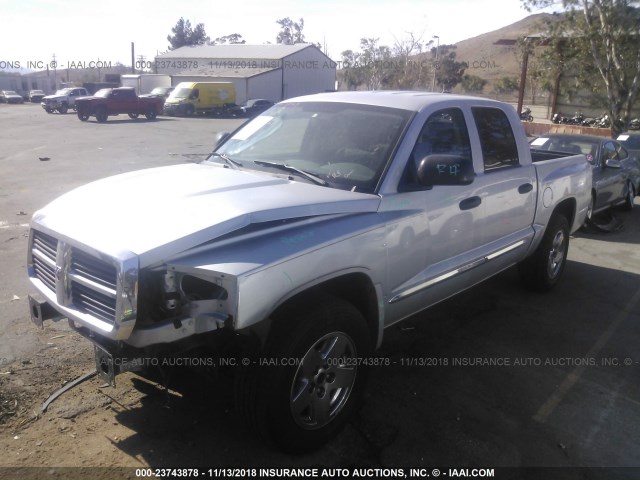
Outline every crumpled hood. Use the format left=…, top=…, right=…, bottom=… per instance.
left=32, top=163, right=381, bottom=267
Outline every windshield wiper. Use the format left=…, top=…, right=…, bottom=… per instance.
left=207, top=152, right=242, bottom=169
left=253, top=160, right=328, bottom=186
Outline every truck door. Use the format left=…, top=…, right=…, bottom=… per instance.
left=383, top=107, right=486, bottom=321
left=108, top=89, right=125, bottom=113
left=597, top=141, right=626, bottom=208
left=468, top=106, right=536, bottom=250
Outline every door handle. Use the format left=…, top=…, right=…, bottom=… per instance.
left=459, top=196, right=482, bottom=210
left=518, top=183, right=533, bottom=194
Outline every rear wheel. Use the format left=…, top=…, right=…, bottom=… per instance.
left=95, top=107, right=108, bottom=123
left=235, top=294, right=371, bottom=453
left=519, top=214, right=570, bottom=292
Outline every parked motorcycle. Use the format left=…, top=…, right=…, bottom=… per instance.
left=520, top=107, right=533, bottom=122
left=569, top=112, right=585, bottom=125
left=552, top=112, right=569, bottom=124
left=594, top=114, right=611, bottom=128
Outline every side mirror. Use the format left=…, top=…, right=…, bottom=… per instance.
left=604, top=158, right=621, bottom=169
left=417, top=154, right=475, bottom=187
left=213, top=132, right=231, bottom=149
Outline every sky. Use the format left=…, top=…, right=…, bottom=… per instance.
left=0, top=0, right=551, bottom=71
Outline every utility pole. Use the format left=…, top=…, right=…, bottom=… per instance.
left=431, top=35, right=439, bottom=92
left=131, top=42, right=135, bottom=74
left=52, top=53, right=57, bottom=90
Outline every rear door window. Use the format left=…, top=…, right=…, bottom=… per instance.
left=472, top=107, right=519, bottom=171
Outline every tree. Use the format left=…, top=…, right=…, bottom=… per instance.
left=167, top=18, right=210, bottom=50
left=213, top=34, right=246, bottom=45
left=522, top=0, right=640, bottom=134
left=276, top=17, right=306, bottom=45
left=431, top=45, right=467, bottom=92
left=359, top=38, right=393, bottom=90
left=494, top=76, right=520, bottom=94
left=461, top=74, right=488, bottom=92
left=340, top=50, right=365, bottom=90
left=390, top=32, right=432, bottom=89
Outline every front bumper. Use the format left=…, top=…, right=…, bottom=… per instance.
left=163, top=103, right=189, bottom=115
left=29, top=293, right=236, bottom=387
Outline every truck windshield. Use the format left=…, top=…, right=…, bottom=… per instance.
left=170, top=88, right=191, bottom=99
left=213, top=102, right=412, bottom=193
left=94, top=89, right=111, bottom=98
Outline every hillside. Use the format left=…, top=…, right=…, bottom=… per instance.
left=452, top=13, right=556, bottom=87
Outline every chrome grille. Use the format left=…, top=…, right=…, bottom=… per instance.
left=71, top=249, right=117, bottom=290
left=70, top=249, right=118, bottom=324
left=71, top=281, right=117, bottom=323
left=32, top=231, right=58, bottom=292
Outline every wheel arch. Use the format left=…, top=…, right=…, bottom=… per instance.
left=251, top=271, right=382, bottom=350
left=553, top=197, right=576, bottom=224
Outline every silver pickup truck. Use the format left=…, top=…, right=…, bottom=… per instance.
left=41, top=87, right=90, bottom=114
left=27, top=92, right=591, bottom=452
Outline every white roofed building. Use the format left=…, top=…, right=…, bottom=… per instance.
left=154, top=44, right=336, bottom=104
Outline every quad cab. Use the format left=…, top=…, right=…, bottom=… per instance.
left=74, top=87, right=164, bottom=122
left=27, top=92, right=591, bottom=452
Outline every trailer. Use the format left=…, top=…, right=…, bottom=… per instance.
left=120, top=74, right=171, bottom=95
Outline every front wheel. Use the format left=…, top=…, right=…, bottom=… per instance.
left=128, top=113, right=139, bottom=119
left=57, top=103, right=68, bottom=114
left=622, top=181, right=635, bottom=211
left=519, top=214, right=570, bottom=292
left=145, top=106, right=157, bottom=120
left=235, top=294, right=371, bottom=453
left=184, top=104, right=194, bottom=116
left=77, top=110, right=89, bottom=121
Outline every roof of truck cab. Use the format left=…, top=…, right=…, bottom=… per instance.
left=282, top=91, right=503, bottom=112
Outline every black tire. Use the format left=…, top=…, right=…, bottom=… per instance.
left=95, top=107, right=108, bottom=123
left=57, top=103, right=68, bottom=114
left=622, top=181, right=635, bottom=211
left=145, top=106, right=157, bottom=120
left=184, top=104, right=194, bottom=116
left=77, top=110, right=89, bottom=121
left=128, top=113, right=139, bottom=119
left=519, top=214, right=570, bottom=292
left=45, top=107, right=55, bottom=114
left=235, top=294, right=371, bottom=453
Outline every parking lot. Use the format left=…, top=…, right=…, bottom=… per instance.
left=1, top=103, right=639, bottom=477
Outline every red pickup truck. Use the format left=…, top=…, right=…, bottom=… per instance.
left=75, top=87, right=164, bottom=122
